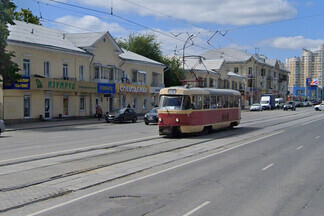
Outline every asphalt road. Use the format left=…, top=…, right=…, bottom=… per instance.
left=1, top=107, right=324, bottom=216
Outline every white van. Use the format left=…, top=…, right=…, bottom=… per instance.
left=275, top=98, right=284, bottom=109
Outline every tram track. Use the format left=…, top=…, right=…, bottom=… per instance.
left=1, top=111, right=323, bottom=213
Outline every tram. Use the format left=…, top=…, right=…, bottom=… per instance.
left=158, top=86, right=241, bottom=135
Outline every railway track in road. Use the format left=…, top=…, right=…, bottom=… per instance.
left=1, top=111, right=323, bottom=213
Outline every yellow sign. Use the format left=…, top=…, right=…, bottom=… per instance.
left=30, top=77, right=97, bottom=93
left=116, top=84, right=149, bottom=94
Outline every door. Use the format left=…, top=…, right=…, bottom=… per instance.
left=63, top=96, right=68, bottom=116
left=45, top=97, right=51, bottom=119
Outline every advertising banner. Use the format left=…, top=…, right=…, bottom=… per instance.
left=116, top=84, right=149, bottom=94
left=3, top=77, right=30, bottom=90
left=97, top=83, right=115, bottom=94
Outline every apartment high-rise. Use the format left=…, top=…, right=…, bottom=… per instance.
left=315, top=45, right=324, bottom=86
left=286, top=57, right=301, bottom=87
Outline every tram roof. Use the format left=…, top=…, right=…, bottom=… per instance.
left=160, top=86, right=241, bottom=96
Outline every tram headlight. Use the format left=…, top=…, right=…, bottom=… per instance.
left=175, top=118, right=180, bottom=123
left=159, top=117, right=162, bottom=122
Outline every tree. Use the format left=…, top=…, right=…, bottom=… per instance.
left=14, top=8, right=42, bottom=25
left=0, top=0, right=20, bottom=84
left=117, top=34, right=183, bottom=87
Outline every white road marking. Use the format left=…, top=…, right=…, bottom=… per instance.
left=301, top=118, right=323, bottom=126
left=26, top=130, right=284, bottom=216
left=316, top=136, right=320, bottom=139
left=182, top=201, right=211, bottom=216
left=297, top=146, right=303, bottom=150
left=0, top=135, right=158, bottom=164
left=262, top=163, right=274, bottom=171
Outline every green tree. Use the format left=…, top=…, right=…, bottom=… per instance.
left=117, top=33, right=183, bottom=87
left=14, top=8, right=42, bottom=25
left=0, top=0, right=21, bottom=85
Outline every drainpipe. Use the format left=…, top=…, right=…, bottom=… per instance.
left=89, top=54, right=95, bottom=117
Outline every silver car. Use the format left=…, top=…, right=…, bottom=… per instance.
left=0, top=120, right=5, bottom=136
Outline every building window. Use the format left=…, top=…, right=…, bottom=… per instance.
left=24, top=95, right=31, bottom=118
left=23, top=59, right=30, bottom=76
left=108, top=67, right=114, bottom=81
left=248, top=67, right=252, bottom=75
left=143, top=98, right=147, bottom=109
left=44, top=61, right=50, bottom=77
left=138, top=71, right=146, bottom=84
left=79, top=66, right=84, bottom=80
left=261, top=69, right=266, bottom=76
left=132, top=70, right=137, bottom=82
left=63, top=64, right=68, bottom=79
left=95, top=67, right=100, bottom=79
left=234, top=68, right=239, bottom=74
left=209, top=78, right=213, bottom=87
left=133, top=97, right=137, bottom=109
left=80, top=97, right=85, bottom=111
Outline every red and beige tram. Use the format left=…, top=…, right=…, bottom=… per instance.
left=158, top=86, right=241, bottom=135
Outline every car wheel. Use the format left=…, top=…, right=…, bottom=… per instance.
left=145, top=121, right=149, bottom=125
left=119, top=117, right=124, bottom=123
left=315, top=107, right=319, bottom=111
left=132, top=116, right=137, bottom=123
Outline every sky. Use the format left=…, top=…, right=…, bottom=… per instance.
left=12, top=0, right=324, bottom=62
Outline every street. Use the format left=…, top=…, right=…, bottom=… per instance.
left=1, top=107, right=324, bottom=216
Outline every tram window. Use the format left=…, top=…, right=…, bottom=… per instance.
left=203, top=96, right=210, bottom=109
left=182, top=95, right=191, bottom=110
left=229, top=96, right=234, bottom=108
left=223, top=96, right=228, bottom=108
left=217, top=96, right=223, bottom=108
left=234, top=96, right=239, bottom=107
left=211, top=96, right=217, bottom=109
left=192, top=95, right=203, bottom=110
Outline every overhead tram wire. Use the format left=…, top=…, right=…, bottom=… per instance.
left=31, top=0, right=248, bottom=62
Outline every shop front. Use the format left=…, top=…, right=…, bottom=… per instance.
left=2, top=77, right=97, bottom=121
left=150, top=86, right=164, bottom=107
left=116, top=84, right=150, bottom=114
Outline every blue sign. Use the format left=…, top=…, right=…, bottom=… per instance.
left=4, top=77, right=30, bottom=90
left=97, top=83, right=115, bottom=94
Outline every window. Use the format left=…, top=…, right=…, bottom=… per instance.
left=228, top=96, right=234, bottom=108
left=108, top=67, right=114, bottom=80
left=211, top=96, right=217, bottom=109
left=261, top=69, right=266, bottom=76
left=192, top=95, right=203, bottom=110
left=95, top=67, right=100, bottom=79
left=63, top=64, right=68, bottom=79
left=133, top=97, right=137, bottom=109
left=24, top=95, right=31, bottom=118
left=234, top=68, right=239, bottom=74
left=23, top=59, right=30, bottom=76
left=80, top=97, right=85, bottom=111
left=143, top=98, right=147, bottom=109
left=248, top=67, right=252, bottom=75
left=203, top=96, right=210, bottom=109
left=209, top=78, right=213, bottom=87
left=216, top=96, right=223, bottom=108
left=44, top=61, right=50, bottom=77
left=223, top=96, right=228, bottom=108
left=79, top=66, right=84, bottom=80
left=132, top=70, right=137, bottom=82
left=138, top=71, right=146, bottom=84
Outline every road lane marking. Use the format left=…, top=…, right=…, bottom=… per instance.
left=316, top=136, right=320, bottom=139
left=297, top=146, right=303, bottom=150
left=262, top=163, right=274, bottom=171
left=0, top=135, right=159, bottom=164
left=26, top=130, right=284, bottom=216
left=183, top=201, right=211, bottom=216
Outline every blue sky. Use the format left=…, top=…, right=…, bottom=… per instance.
left=13, top=0, right=324, bottom=62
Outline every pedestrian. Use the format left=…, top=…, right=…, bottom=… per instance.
left=127, top=104, right=131, bottom=108
left=96, top=105, right=102, bottom=120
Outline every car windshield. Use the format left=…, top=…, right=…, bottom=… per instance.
left=252, top=104, right=260, bottom=106
left=151, top=108, right=158, bottom=113
left=116, top=108, right=126, bottom=114
left=159, top=95, right=191, bottom=110
left=287, top=102, right=294, bottom=105
left=261, top=101, right=269, bottom=104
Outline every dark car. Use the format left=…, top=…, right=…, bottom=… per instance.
left=283, top=101, right=296, bottom=111
left=144, top=108, right=158, bottom=125
left=105, top=108, right=137, bottom=123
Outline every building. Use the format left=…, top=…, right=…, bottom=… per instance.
left=201, top=48, right=289, bottom=105
left=286, top=57, right=301, bottom=87
left=0, top=21, right=164, bottom=121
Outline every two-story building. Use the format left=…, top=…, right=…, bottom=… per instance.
left=1, top=21, right=164, bottom=121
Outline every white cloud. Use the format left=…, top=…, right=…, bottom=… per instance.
left=73, top=0, right=297, bottom=25
left=259, top=36, right=324, bottom=50
left=54, top=15, right=126, bottom=33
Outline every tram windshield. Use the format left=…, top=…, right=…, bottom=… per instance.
left=159, top=95, right=191, bottom=110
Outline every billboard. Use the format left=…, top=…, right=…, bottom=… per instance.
left=306, top=78, right=319, bottom=86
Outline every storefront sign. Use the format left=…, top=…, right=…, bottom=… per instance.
left=97, top=83, right=115, bottom=94
left=150, top=86, right=163, bottom=94
left=117, top=84, right=149, bottom=94
left=30, top=77, right=97, bottom=93
left=4, top=77, right=30, bottom=90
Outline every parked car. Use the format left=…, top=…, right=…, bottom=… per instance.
left=294, top=101, right=301, bottom=107
left=283, top=101, right=296, bottom=111
left=0, top=119, right=5, bottom=136
left=250, top=103, right=262, bottom=111
left=144, top=108, right=158, bottom=125
left=105, top=108, right=137, bottom=123
left=314, top=103, right=324, bottom=111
